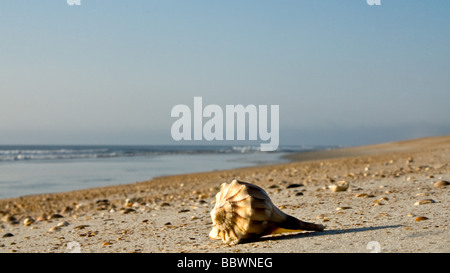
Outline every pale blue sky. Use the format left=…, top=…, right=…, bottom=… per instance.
left=1, top=0, right=449, bottom=146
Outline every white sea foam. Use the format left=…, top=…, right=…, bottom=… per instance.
left=0, top=145, right=323, bottom=162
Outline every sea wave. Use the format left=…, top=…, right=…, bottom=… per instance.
left=0, top=145, right=336, bottom=162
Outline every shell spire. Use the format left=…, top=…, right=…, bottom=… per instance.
left=209, top=179, right=325, bottom=245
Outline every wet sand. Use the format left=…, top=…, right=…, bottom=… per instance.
left=1, top=135, right=449, bottom=253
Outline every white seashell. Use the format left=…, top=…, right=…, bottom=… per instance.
left=209, top=179, right=325, bottom=245
left=23, top=217, right=35, bottom=226
left=328, top=181, right=349, bottom=192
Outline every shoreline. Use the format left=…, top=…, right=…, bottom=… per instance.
left=1, top=135, right=449, bottom=252
left=283, top=135, right=450, bottom=162
left=3, top=135, right=447, bottom=203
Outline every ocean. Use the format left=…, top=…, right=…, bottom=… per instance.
left=0, top=145, right=331, bottom=199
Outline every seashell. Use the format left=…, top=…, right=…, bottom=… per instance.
left=434, top=180, right=450, bottom=188
left=336, top=206, right=351, bottom=211
left=23, top=217, right=35, bottom=226
left=124, top=197, right=141, bottom=207
left=56, top=221, right=70, bottom=227
left=48, top=226, right=62, bottom=232
left=209, top=179, right=325, bottom=245
left=48, top=213, right=64, bottom=220
left=328, top=181, right=349, bottom=192
left=414, top=199, right=436, bottom=206
left=355, top=193, right=369, bottom=198
left=415, top=216, right=429, bottom=222
left=2, top=214, right=17, bottom=224
left=74, top=224, right=89, bottom=230
left=36, top=213, right=48, bottom=222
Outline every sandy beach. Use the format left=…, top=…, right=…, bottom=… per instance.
left=0, top=136, right=449, bottom=253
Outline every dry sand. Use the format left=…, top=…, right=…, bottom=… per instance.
left=0, top=136, right=449, bottom=253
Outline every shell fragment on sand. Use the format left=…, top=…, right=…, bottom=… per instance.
left=414, top=199, right=436, bottom=206
left=434, top=180, right=449, bottom=188
left=328, top=181, right=349, bottom=192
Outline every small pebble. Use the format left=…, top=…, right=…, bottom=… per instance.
left=74, top=225, right=89, bottom=230
left=2, top=233, right=14, bottom=238
left=286, top=183, right=303, bottom=189
left=316, top=214, right=326, bottom=219
left=197, top=194, right=208, bottom=200
left=120, top=208, right=135, bottom=214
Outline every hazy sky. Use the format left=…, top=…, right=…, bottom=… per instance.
left=1, top=0, right=449, bottom=146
